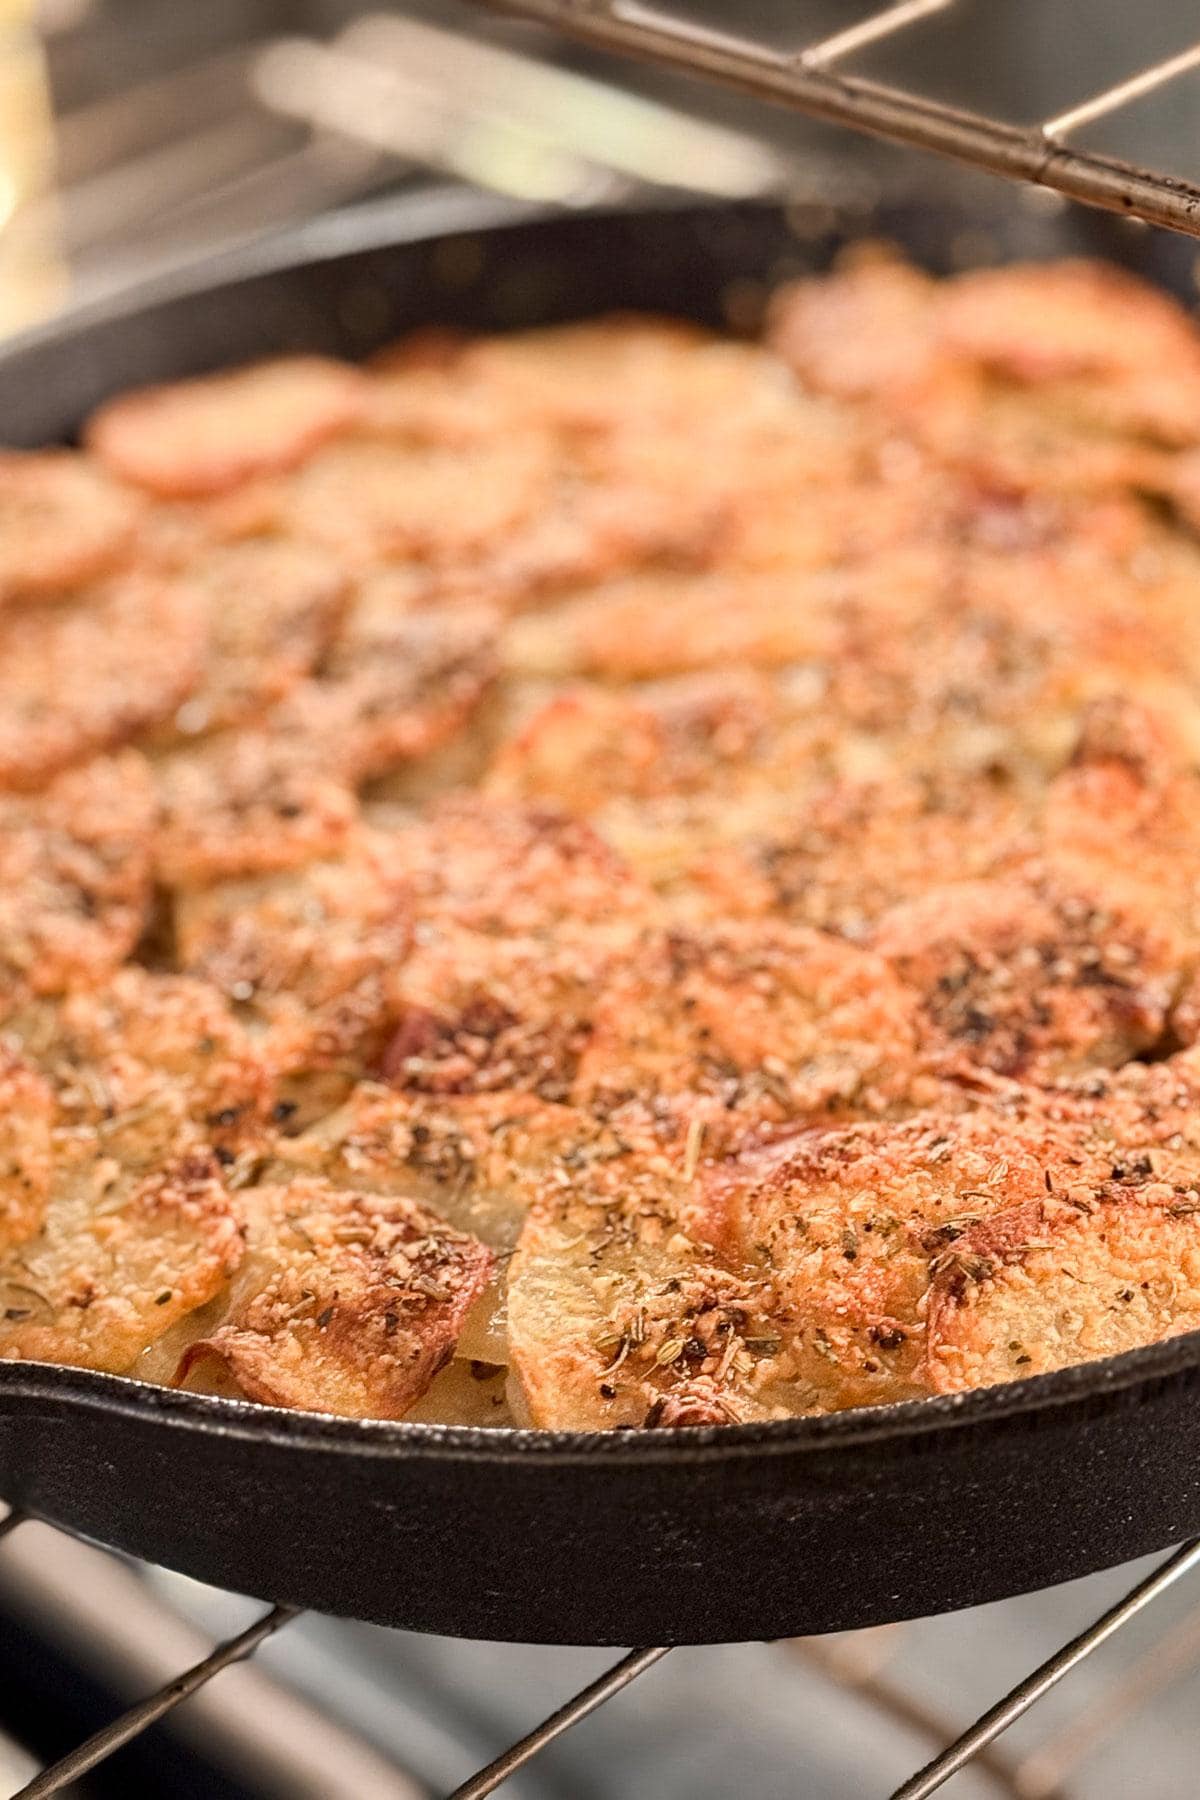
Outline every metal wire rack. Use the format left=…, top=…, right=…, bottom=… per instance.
left=5, top=1502, right=1200, bottom=1799
left=467, top=0, right=1200, bottom=237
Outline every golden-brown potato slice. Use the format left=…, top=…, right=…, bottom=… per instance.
left=10, top=967, right=271, bottom=1177
left=288, top=601, right=499, bottom=783
left=455, top=315, right=719, bottom=436
left=154, top=731, right=359, bottom=889
left=725, top=1109, right=1099, bottom=1412
left=0, top=573, right=205, bottom=790
left=85, top=356, right=368, bottom=497
left=485, top=673, right=797, bottom=822
left=0, top=452, right=141, bottom=603
left=378, top=799, right=654, bottom=1101
left=1046, top=698, right=1200, bottom=947
left=426, top=458, right=724, bottom=614
left=925, top=1191, right=1200, bottom=1392
left=390, top=795, right=653, bottom=940
left=282, top=434, right=554, bottom=569
left=689, top=765, right=1036, bottom=940
left=573, top=922, right=923, bottom=1139
left=364, top=329, right=508, bottom=447
left=264, top=1083, right=582, bottom=1377
left=0, top=1054, right=55, bottom=1252
left=383, top=925, right=603, bottom=1103
left=873, top=874, right=1184, bottom=1082
left=0, top=1151, right=243, bottom=1374
left=504, top=567, right=841, bottom=681
left=176, top=830, right=412, bottom=1113
left=177, top=1175, right=492, bottom=1418
left=160, top=538, right=350, bottom=742
left=266, top=1081, right=569, bottom=1251
left=507, top=1104, right=787, bottom=1429
left=0, top=752, right=155, bottom=998
left=770, top=253, right=1198, bottom=502
left=767, top=251, right=941, bottom=404
left=937, top=259, right=1200, bottom=445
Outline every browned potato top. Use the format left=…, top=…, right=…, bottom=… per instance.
left=6, top=254, right=1200, bottom=1427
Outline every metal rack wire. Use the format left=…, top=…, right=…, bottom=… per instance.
left=467, top=0, right=1200, bottom=237
left=5, top=1503, right=1200, bottom=1799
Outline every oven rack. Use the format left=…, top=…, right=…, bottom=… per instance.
left=467, top=0, right=1200, bottom=238
left=4, top=1504, right=1200, bottom=1799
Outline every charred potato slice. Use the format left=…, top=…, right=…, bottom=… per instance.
left=177, top=1175, right=492, bottom=1418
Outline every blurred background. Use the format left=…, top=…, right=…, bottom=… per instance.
left=3, top=2, right=1200, bottom=1796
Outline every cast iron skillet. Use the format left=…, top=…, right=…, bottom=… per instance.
left=2, top=185, right=1200, bottom=1648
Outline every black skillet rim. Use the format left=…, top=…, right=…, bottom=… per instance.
left=3, top=181, right=1199, bottom=1471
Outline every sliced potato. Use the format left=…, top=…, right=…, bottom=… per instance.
left=86, top=356, right=368, bottom=497
left=0, top=752, right=155, bottom=999
left=10, top=967, right=271, bottom=1175
left=872, top=873, right=1184, bottom=1082
left=0, top=573, right=205, bottom=790
left=264, top=1081, right=566, bottom=1251
left=573, top=922, right=923, bottom=1139
left=0, top=451, right=141, bottom=603
left=393, top=793, right=652, bottom=938
left=938, top=259, right=1200, bottom=445
left=925, top=1191, right=1200, bottom=1392
left=767, top=252, right=941, bottom=404
left=0, top=1054, right=55, bottom=1252
left=177, top=1175, right=492, bottom=1418
left=504, top=567, right=841, bottom=682
left=288, top=601, right=499, bottom=783
left=507, top=1104, right=786, bottom=1429
left=176, top=831, right=411, bottom=1114
left=282, top=434, right=554, bottom=568
left=0, top=1151, right=243, bottom=1373
left=159, top=538, right=350, bottom=743
left=724, top=1109, right=1103, bottom=1412
left=154, top=731, right=359, bottom=889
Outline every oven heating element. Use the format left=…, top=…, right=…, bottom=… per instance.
left=469, top=0, right=1200, bottom=237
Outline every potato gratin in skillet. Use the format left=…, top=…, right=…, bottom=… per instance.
left=5, top=249, right=1200, bottom=1433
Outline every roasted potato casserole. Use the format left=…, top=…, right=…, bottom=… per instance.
left=5, top=250, right=1200, bottom=1429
